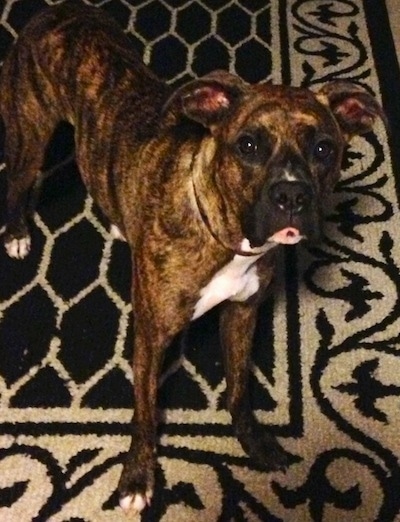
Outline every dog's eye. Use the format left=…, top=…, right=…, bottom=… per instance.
left=314, top=140, right=335, bottom=161
left=237, top=135, right=258, bottom=156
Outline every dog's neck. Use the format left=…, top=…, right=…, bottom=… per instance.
left=191, top=175, right=275, bottom=257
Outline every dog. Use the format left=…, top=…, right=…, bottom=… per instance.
left=0, top=2, right=386, bottom=515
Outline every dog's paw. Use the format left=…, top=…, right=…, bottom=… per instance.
left=255, top=435, right=301, bottom=471
left=119, top=489, right=153, bottom=515
left=118, top=446, right=156, bottom=516
left=239, top=428, right=301, bottom=472
left=4, top=236, right=31, bottom=259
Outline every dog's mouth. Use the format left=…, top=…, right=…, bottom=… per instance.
left=192, top=177, right=307, bottom=255
left=239, top=226, right=305, bottom=255
left=268, top=226, right=304, bottom=245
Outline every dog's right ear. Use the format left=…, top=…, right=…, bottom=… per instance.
left=162, top=70, right=247, bottom=128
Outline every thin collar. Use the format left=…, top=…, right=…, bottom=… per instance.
left=191, top=178, right=274, bottom=257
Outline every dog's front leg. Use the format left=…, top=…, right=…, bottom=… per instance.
left=118, top=257, right=186, bottom=514
left=220, top=299, right=295, bottom=471
left=118, top=328, right=161, bottom=514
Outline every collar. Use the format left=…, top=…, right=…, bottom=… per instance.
left=191, top=178, right=275, bottom=257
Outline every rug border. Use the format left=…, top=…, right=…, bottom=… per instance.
left=364, top=0, right=400, bottom=200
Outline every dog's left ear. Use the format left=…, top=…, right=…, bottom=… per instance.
left=316, top=81, right=387, bottom=139
left=163, top=70, right=247, bottom=128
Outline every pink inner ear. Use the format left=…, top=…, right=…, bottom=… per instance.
left=337, top=98, right=369, bottom=121
left=194, top=86, right=230, bottom=112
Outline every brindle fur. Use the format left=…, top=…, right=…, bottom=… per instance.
left=0, top=2, right=385, bottom=513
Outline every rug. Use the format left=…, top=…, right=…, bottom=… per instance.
left=0, top=0, right=399, bottom=520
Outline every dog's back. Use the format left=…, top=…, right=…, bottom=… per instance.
left=0, top=2, right=169, bottom=254
left=0, top=3, right=161, bottom=126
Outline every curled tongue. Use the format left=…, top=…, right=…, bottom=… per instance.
left=270, top=227, right=303, bottom=245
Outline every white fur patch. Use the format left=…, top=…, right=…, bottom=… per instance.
left=282, top=170, right=299, bottom=182
left=5, top=236, right=31, bottom=259
left=119, top=494, right=135, bottom=513
left=110, top=224, right=126, bottom=241
left=120, top=490, right=153, bottom=514
left=192, top=252, right=264, bottom=320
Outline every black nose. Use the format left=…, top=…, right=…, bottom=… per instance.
left=269, top=181, right=312, bottom=215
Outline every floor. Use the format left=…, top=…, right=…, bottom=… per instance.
left=387, top=0, right=400, bottom=62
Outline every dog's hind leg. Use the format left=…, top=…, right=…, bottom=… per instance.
left=0, top=41, right=64, bottom=259
left=3, top=125, right=55, bottom=259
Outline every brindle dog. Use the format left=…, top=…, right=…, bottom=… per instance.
left=0, top=3, right=385, bottom=514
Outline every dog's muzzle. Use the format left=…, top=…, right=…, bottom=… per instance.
left=268, top=180, right=313, bottom=216
left=242, top=177, right=318, bottom=248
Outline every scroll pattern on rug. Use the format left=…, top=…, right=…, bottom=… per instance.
left=0, top=1, right=398, bottom=520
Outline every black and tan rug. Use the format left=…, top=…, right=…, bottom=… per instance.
left=1, top=0, right=400, bottom=520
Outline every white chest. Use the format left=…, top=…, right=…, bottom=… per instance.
left=192, top=253, right=263, bottom=320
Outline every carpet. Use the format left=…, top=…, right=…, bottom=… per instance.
left=0, top=0, right=400, bottom=520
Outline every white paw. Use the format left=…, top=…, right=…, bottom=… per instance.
left=110, top=224, right=126, bottom=242
left=119, top=490, right=153, bottom=515
left=5, top=236, right=31, bottom=259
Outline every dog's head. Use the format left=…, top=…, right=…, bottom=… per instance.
left=164, top=72, right=386, bottom=254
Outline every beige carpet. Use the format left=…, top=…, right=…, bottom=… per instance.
left=0, top=0, right=399, bottom=520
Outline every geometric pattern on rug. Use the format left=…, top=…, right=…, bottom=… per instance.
left=0, top=0, right=399, bottom=520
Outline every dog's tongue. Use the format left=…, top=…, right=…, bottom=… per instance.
left=269, top=227, right=303, bottom=245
